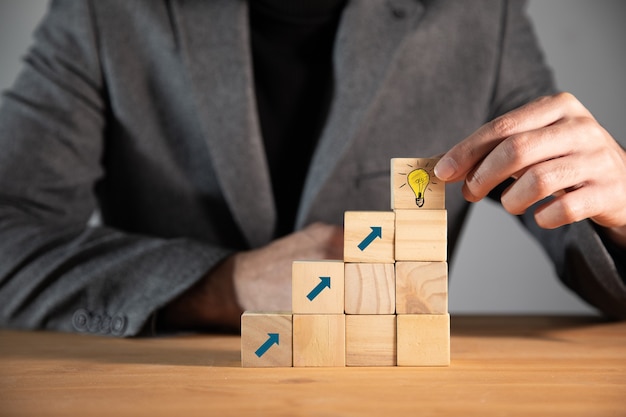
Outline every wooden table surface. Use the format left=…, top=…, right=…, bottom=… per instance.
left=1, top=315, right=625, bottom=417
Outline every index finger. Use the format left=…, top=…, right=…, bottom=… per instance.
left=433, top=93, right=580, bottom=182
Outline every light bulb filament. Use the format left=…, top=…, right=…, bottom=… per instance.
left=407, top=168, right=430, bottom=207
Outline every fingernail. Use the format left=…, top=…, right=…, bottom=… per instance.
left=434, top=157, right=457, bottom=180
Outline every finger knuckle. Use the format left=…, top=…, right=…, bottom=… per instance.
left=596, top=148, right=619, bottom=171
left=468, top=168, right=487, bottom=188
left=501, top=134, right=532, bottom=164
left=490, top=114, right=518, bottom=137
left=560, top=195, right=589, bottom=224
left=555, top=91, right=577, bottom=106
left=500, top=195, right=522, bottom=215
left=555, top=91, right=575, bottom=102
left=556, top=91, right=587, bottom=114
left=526, top=168, right=551, bottom=194
left=455, top=141, right=480, bottom=163
left=526, top=167, right=554, bottom=197
left=576, top=116, right=601, bottom=135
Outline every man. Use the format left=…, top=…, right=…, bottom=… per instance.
left=0, top=0, right=624, bottom=337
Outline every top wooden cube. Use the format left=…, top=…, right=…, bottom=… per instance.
left=391, top=158, right=445, bottom=210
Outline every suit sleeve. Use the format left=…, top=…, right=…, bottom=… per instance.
left=487, top=0, right=626, bottom=319
left=0, top=0, right=232, bottom=336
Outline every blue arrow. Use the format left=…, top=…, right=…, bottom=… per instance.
left=306, top=276, right=331, bottom=301
left=357, top=226, right=382, bottom=251
left=255, top=333, right=279, bottom=358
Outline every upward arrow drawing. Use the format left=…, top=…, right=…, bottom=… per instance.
left=306, top=276, right=331, bottom=301
left=357, top=226, right=382, bottom=251
left=255, top=333, right=279, bottom=358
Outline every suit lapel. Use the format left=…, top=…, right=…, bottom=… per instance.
left=172, top=0, right=427, bottom=240
left=297, top=0, right=426, bottom=227
left=172, top=0, right=275, bottom=247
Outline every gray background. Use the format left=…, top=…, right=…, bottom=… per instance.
left=1, top=1, right=624, bottom=315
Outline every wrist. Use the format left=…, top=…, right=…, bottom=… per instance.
left=159, top=256, right=243, bottom=332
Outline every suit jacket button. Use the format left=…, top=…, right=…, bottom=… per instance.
left=72, top=309, right=90, bottom=332
left=88, top=314, right=102, bottom=333
left=111, top=315, right=127, bottom=336
left=99, top=315, right=112, bottom=334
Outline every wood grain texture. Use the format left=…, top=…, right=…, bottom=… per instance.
left=293, top=314, right=346, bottom=367
left=345, top=315, right=397, bottom=366
left=344, top=263, right=395, bottom=314
left=396, top=261, right=448, bottom=314
left=394, top=209, right=447, bottom=261
left=2, top=316, right=624, bottom=417
left=397, top=313, right=450, bottom=366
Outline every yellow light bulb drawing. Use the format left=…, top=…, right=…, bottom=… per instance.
left=407, top=168, right=430, bottom=207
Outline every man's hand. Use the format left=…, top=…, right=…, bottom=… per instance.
left=434, top=92, right=626, bottom=247
left=161, top=222, right=344, bottom=331
left=233, top=222, right=344, bottom=312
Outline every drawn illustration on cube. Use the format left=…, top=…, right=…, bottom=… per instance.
left=255, top=333, right=279, bottom=358
left=391, top=158, right=445, bottom=210
left=343, top=211, right=395, bottom=263
left=407, top=168, right=430, bottom=207
left=241, top=312, right=293, bottom=367
left=292, top=260, right=345, bottom=314
left=242, top=157, right=450, bottom=368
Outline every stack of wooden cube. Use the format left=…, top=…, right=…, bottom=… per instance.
left=241, top=158, right=449, bottom=367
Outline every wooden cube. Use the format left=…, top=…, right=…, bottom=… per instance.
left=293, top=314, right=346, bottom=367
left=395, top=209, right=447, bottom=261
left=397, top=314, right=450, bottom=366
left=396, top=262, right=448, bottom=314
left=344, top=211, right=395, bottom=263
left=292, top=260, right=345, bottom=314
left=241, top=312, right=293, bottom=367
left=345, top=263, right=395, bottom=315
left=346, top=315, right=396, bottom=366
left=391, top=158, right=445, bottom=210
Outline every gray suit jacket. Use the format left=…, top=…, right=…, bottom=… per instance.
left=0, top=0, right=624, bottom=336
